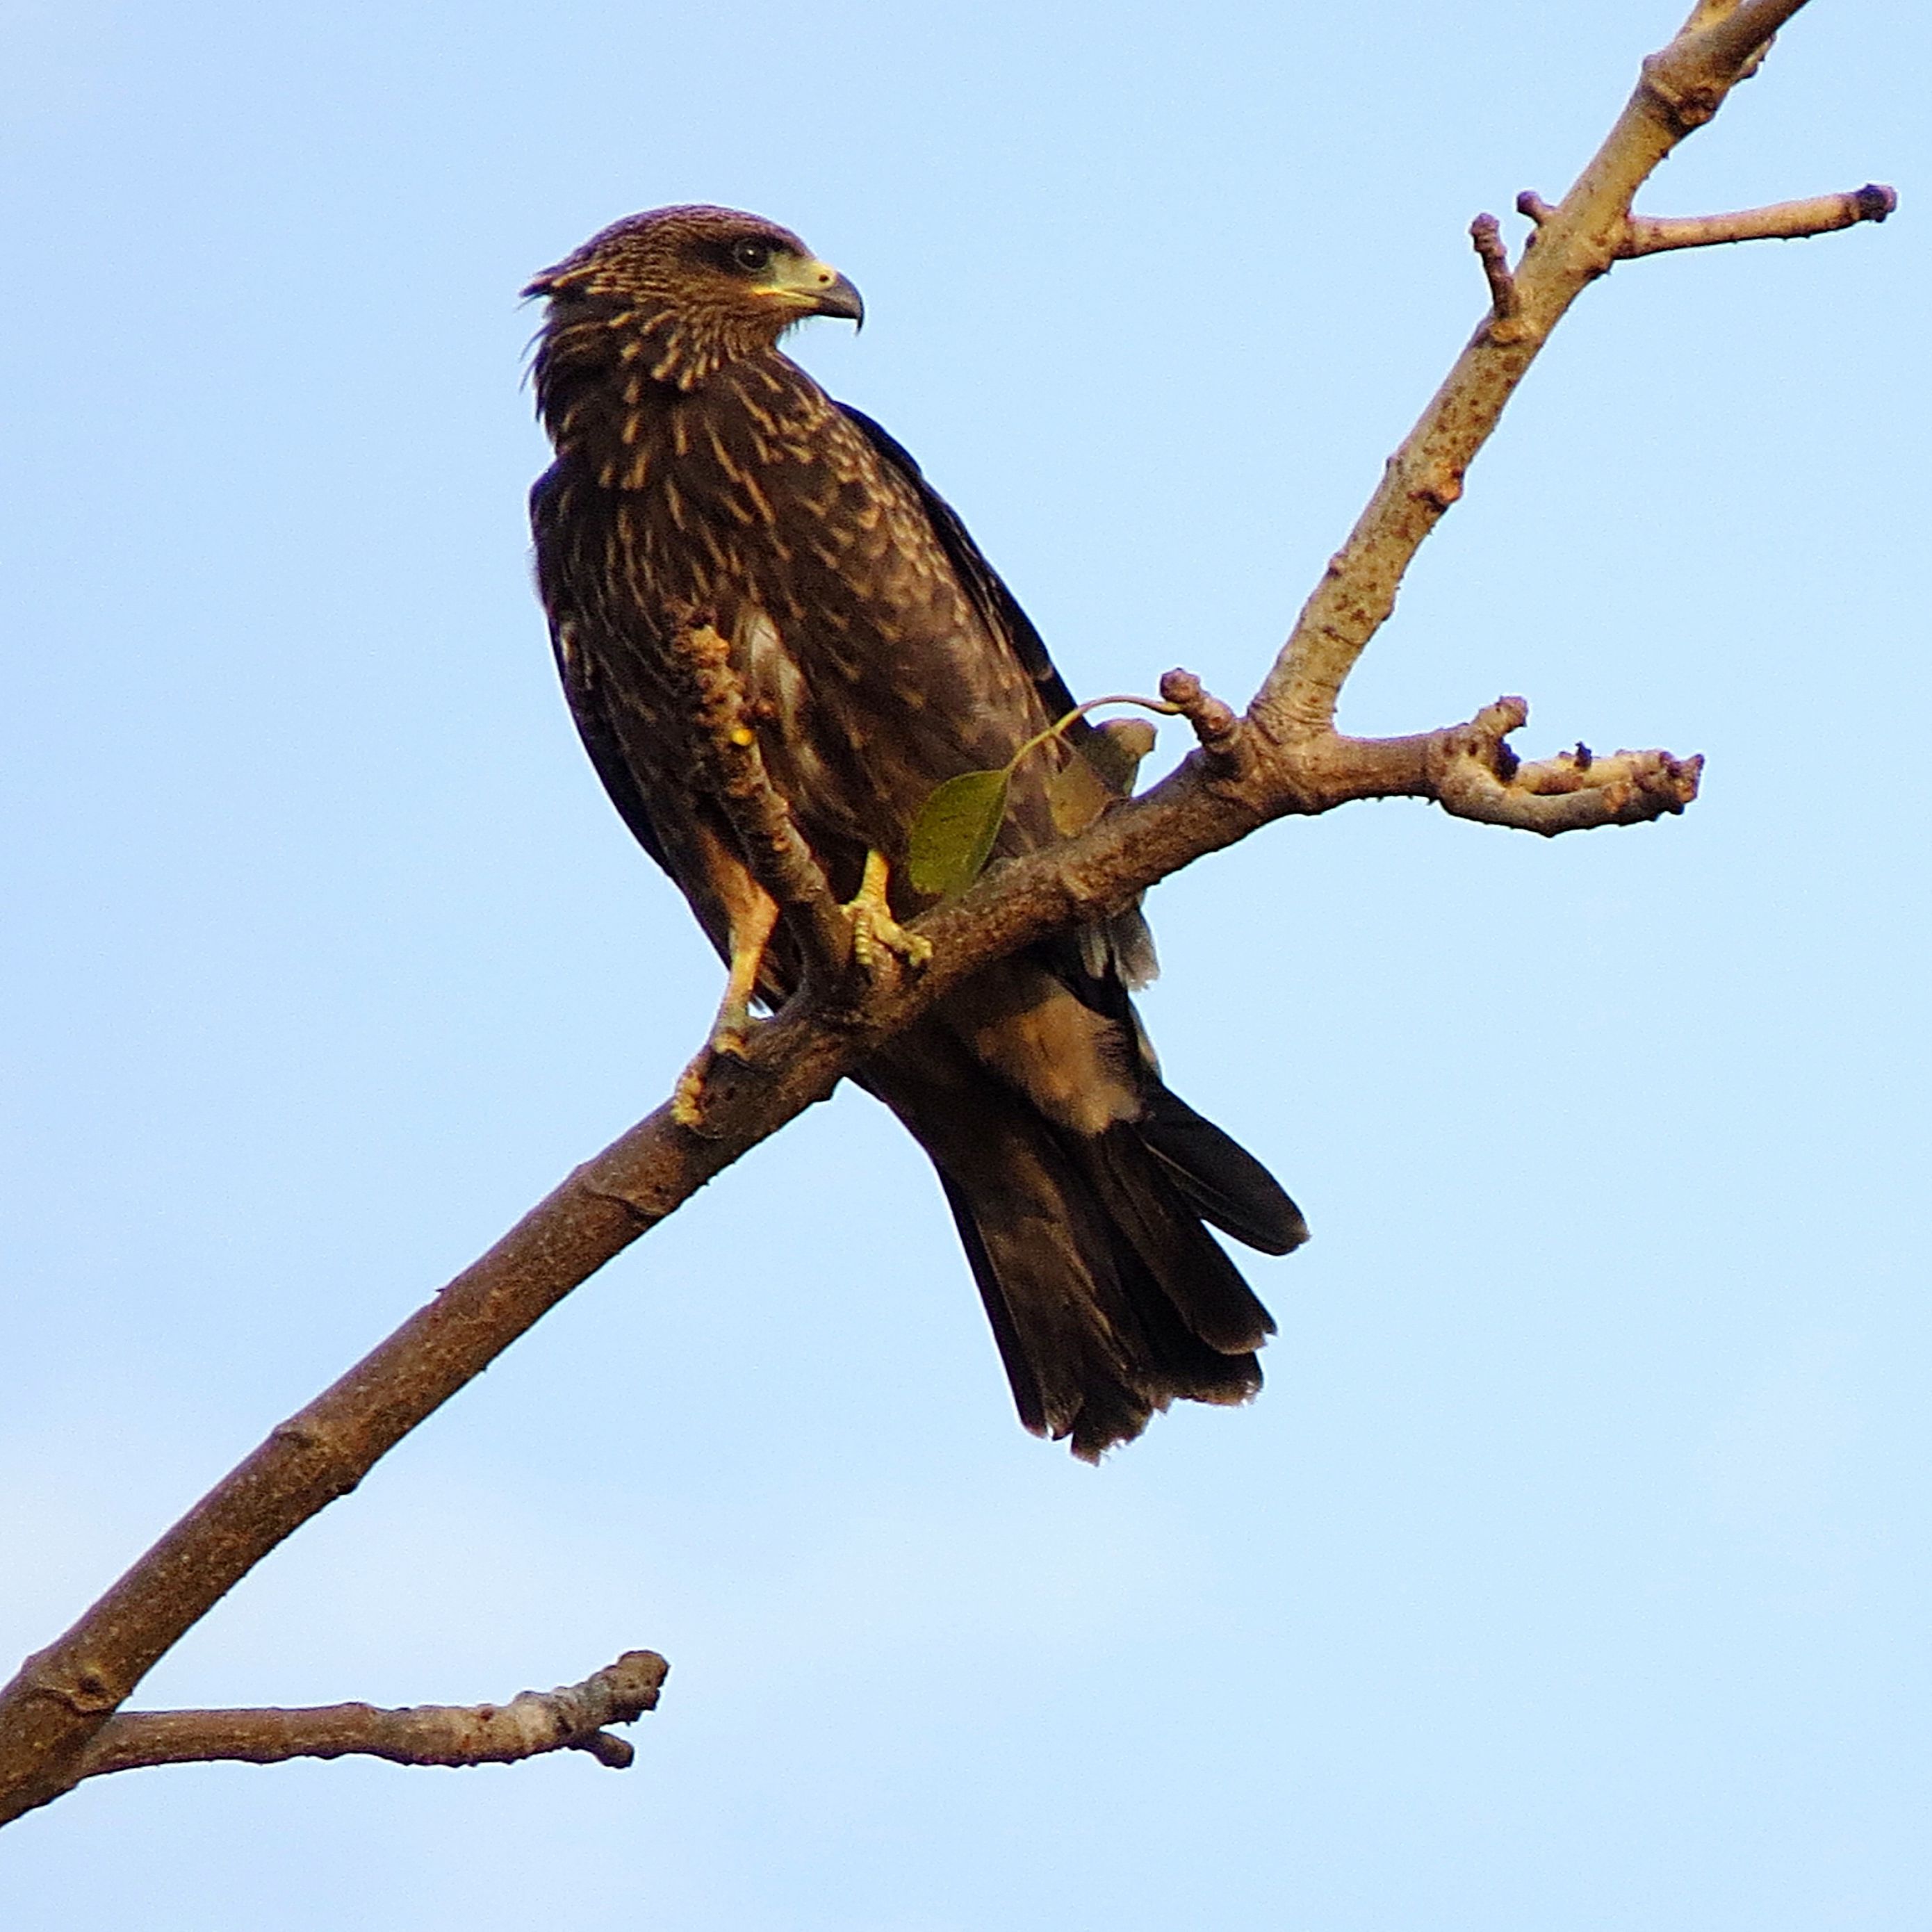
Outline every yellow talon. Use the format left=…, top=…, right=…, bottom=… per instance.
left=843, top=849, right=932, bottom=974
left=671, top=1022, right=758, bottom=1131
left=671, top=1058, right=710, bottom=1129
left=673, top=874, right=776, bottom=1130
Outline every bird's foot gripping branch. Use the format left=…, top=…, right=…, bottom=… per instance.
left=0, top=0, right=1892, bottom=1830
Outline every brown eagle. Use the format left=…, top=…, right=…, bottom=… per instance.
left=527, top=205, right=1307, bottom=1458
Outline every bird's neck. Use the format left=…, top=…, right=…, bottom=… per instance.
left=534, top=298, right=791, bottom=455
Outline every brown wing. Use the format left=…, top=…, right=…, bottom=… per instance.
left=835, top=404, right=1083, bottom=732
left=534, top=468, right=677, bottom=879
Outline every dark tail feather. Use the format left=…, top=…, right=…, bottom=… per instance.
left=936, top=1170, right=1051, bottom=1436
left=860, top=1028, right=1303, bottom=1460
left=920, top=1099, right=1297, bottom=1459
left=1136, top=1083, right=1310, bottom=1256
left=1074, top=1120, right=1279, bottom=1358
left=927, top=1136, right=1213, bottom=1452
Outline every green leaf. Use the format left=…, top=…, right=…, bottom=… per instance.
left=907, top=768, right=1010, bottom=899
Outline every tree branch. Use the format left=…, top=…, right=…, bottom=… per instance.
left=0, top=0, right=1880, bottom=1826
left=72, top=1651, right=667, bottom=1781
left=1518, top=181, right=1896, bottom=254
left=1622, top=183, right=1895, bottom=254
left=1422, top=702, right=1702, bottom=835
left=1246, top=0, right=1846, bottom=742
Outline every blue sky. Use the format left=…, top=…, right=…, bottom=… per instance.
left=3, top=2, right=1927, bottom=1926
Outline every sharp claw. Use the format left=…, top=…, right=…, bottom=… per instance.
left=672, top=1017, right=762, bottom=1130
left=672, top=1054, right=711, bottom=1129
left=710, top=1023, right=753, bottom=1061
left=849, top=904, right=932, bottom=974
left=842, top=849, right=932, bottom=978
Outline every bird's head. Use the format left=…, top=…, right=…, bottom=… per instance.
left=527, top=205, right=863, bottom=390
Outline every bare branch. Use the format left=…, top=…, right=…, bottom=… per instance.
left=1268, top=701, right=1702, bottom=833
left=1425, top=700, right=1702, bottom=836
left=74, top=1651, right=667, bottom=1781
left=1248, top=0, right=1821, bottom=740
left=1517, top=179, right=1896, bottom=257
left=0, top=691, right=1699, bottom=1826
left=1623, top=183, right=1896, bottom=255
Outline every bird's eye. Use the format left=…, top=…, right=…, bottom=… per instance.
left=730, top=237, right=775, bottom=274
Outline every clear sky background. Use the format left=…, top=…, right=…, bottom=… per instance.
left=3, top=2, right=1926, bottom=1926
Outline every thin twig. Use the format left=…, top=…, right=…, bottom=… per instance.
left=1623, top=183, right=1896, bottom=254
left=1469, top=214, right=1526, bottom=340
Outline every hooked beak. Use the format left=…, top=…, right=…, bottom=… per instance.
left=809, top=267, right=865, bottom=327
left=761, top=254, right=865, bottom=328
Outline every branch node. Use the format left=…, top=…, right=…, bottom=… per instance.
left=1516, top=190, right=1557, bottom=226
left=1409, top=470, right=1466, bottom=511
left=578, top=1730, right=635, bottom=1769
left=266, top=1419, right=363, bottom=1501
left=1649, top=0, right=1805, bottom=129
left=21, top=1654, right=124, bottom=1720
left=1470, top=214, right=1528, bottom=340
left=1641, top=49, right=1728, bottom=132
left=1468, top=694, right=1530, bottom=767
left=1158, top=668, right=1243, bottom=771
left=576, top=1176, right=668, bottom=1229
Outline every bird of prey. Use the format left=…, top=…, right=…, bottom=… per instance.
left=527, top=204, right=1307, bottom=1458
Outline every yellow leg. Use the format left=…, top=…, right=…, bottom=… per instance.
left=842, top=849, right=933, bottom=974
left=707, top=886, right=780, bottom=1058
left=673, top=885, right=780, bottom=1128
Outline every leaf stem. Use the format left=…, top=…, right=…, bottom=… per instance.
left=1001, top=694, right=1177, bottom=778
